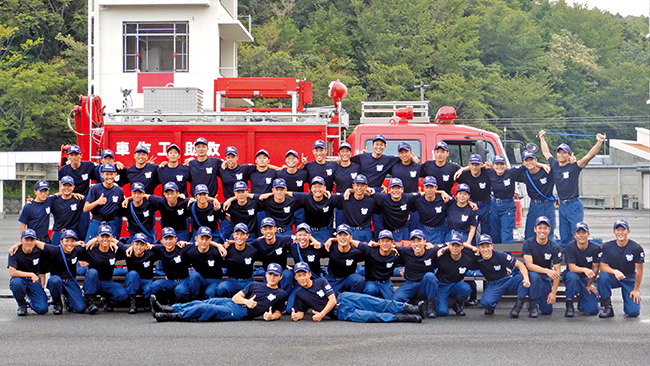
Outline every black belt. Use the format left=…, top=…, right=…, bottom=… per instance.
left=351, top=226, right=369, bottom=231
left=561, top=197, right=579, bottom=205
left=493, top=198, right=513, bottom=204
left=311, top=226, right=328, bottom=232
left=93, top=215, right=115, bottom=222
left=531, top=199, right=548, bottom=204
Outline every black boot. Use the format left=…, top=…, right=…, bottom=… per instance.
left=424, top=298, right=437, bottom=318
left=565, top=300, right=575, bottom=318
left=128, top=295, right=138, bottom=314
left=150, top=295, right=174, bottom=313
left=403, top=303, right=422, bottom=316
left=528, top=300, right=539, bottom=318
left=16, top=298, right=28, bottom=317
left=85, top=295, right=98, bottom=315
left=484, top=307, right=495, bottom=315
left=452, top=300, right=466, bottom=316
left=509, top=297, right=525, bottom=318
left=52, top=297, right=63, bottom=315
left=104, top=303, right=114, bottom=312
left=599, top=298, right=614, bottom=318
left=394, top=313, right=422, bottom=323
left=154, top=312, right=181, bottom=322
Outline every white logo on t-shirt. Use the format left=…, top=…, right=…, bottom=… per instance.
left=504, top=179, right=511, bottom=187
left=479, top=182, right=486, bottom=189
left=283, top=206, right=291, bottom=213
left=544, top=253, right=552, bottom=260
left=435, top=206, right=443, bottom=214
left=208, top=260, right=215, bottom=267
left=494, top=265, right=501, bottom=271
left=247, top=209, right=255, bottom=215
left=206, top=167, right=213, bottom=174
left=323, top=206, right=329, bottom=213
left=33, top=258, right=40, bottom=265
left=317, top=290, right=325, bottom=297
left=236, top=173, right=243, bottom=180
left=443, top=175, right=450, bottom=182
left=296, top=180, right=303, bottom=187
left=351, top=172, right=358, bottom=179
left=265, top=177, right=272, bottom=184
left=540, top=177, right=547, bottom=185
left=45, top=207, right=51, bottom=214
left=424, top=259, right=432, bottom=266
left=307, top=255, right=315, bottom=262
left=112, top=196, right=118, bottom=203
left=410, top=171, right=417, bottom=178
left=345, top=259, right=354, bottom=266
left=361, top=208, right=369, bottom=215
left=376, top=165, right=384, bottom=171
left=143, top=210, right=149, bottom=217
left=145, top=172, right=152, bottom=179
left=143, top=261, right=150, bottom=268
left=71, top=257, right=77, bottom=264
left=461, top=215, right=468, bottom=222
left=109, top=258, right=116, bottom=265
left=82, top=174, right=88, bottom=181
left=563, top=171, right=570, bottom=179
left=275, top=248, right=283, bottom=255
left=244, top=258, right=252, bottom=265
left=173, top=256, right=181, bottom=263
left=387, top=262, right=393, bottom=268
left=268, top=293, right=276, bottom=301
left=626, top=254, right=634, bottom=262
left=326, top=169, right=333, bottom=176
left=70, top=204, right=77, bottom=211
left=177, top=209, right=184, bottom=216
left=459, top=267, right=467, bottom=274
left=207, top=215, right=214, bottom=222
left=400, top=204, right=407, bottom=211
left=176, top=175, right=183, bottom=182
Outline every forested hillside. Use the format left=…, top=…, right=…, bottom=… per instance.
left=1, top=0, right=648, bottom=155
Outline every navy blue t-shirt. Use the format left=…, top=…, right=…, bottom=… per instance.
left=43, top=245, right=84, bottom=278
left=305, top=161, right=337, bottom=191
left=184, top=245, right=224, bottom=279
left=289, top=243, right=323, bottom=275
left=446, top=202, right=478, bottom=234
left=293, top=193, right=340, bottom=228
left=325, top=244, right=364, bottom=279
left=548, top=157, right=582, bottom=200
left=522, top=237, right=563, bottom=269
left=257, top=195, right=298, bottom=228
left=350, top=153, right=400, bottom=188
left=395, top=246, right=439, bottom=282
left=149, top=195, right=190, bottom=231
left=19, top=200, right=52, bottom=242
left=79, top=244, right=127, bottom=281
left=476, top=250, right=517, bottom=282
left=225, top=198, right=259, bottom=233
left=389, top=162, right=423, bottom=193
left=49, top=195, right=85, bottom=232
left=412, top=194, right=450, bottom=228
left=124, top=250, right=159, bottom=280
left=241, top=282, right=288, bottom=319
left=224, top=244, right=258, bottom=279
left=219, top=164, right=256, bottom=199
left=150, top=245, right=191, bottom=280
left=123, top=200, right=156, bottom=237
left=357, top=243, right=402, bottom=281
left=189, top=202, right=225, bottom=234
left=334, top=194, right=377, bottom=228
left=294, top=277, right=335, bottom=315
left=249, top=169, right=277, bottom=194
left=333, top=162, right=360, bottom=192
left=436, top=248, right=479, bottom=283
left=457, top=168, right=491, bottom=202
left=565, top=240, right=601, bottom=273
left=8, top=247, right=44, bottom=274
left=600, top=239, right=644, bottom=278
left=373, top=193, right=419, bottom=231
left=157, top=164, right=191, bottom=197
left=422, top=161, right=461, bottom=195
left=487, top=169, right=518, bottom=199
left=277, top=169, right=309, bottom=193
left=59, top=161, right=99, bottom=194
left=124, top=163, right=159, bottom=194
left=86, top=183, right=124, bottom=220
left=514, top=165, right=555, bottom=201
left=188, top=157, right=222, bottom=197
left=251, top=235, right=293, bottom=268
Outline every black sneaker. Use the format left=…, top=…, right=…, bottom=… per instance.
left=484, top=308, right=495, bottom=315
left=394, top=313, right=422, bottom=323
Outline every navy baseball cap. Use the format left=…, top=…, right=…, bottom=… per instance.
left=233, top=181, right=248, bottom=191
left=35, top=180, right=50, bottom=191
left=493, top=155, right=507, bottom=164
left=556, top=143, right=571, bottom=154
left=285, top=149, right=298, bottom=158
left=456, top=183, right=471, bottom=194
left=167, top=144, right=180, bottom=153
left=256, top=149, right=269, bottom=157
left=353, top=174, right=368, bottom=185
left=311, top=176, right=326, bottom=186
left=98, top=225, right=113, bottom=237
left=21, top=229, right=37, bottom=240
left=389, top=178, right=403, bottom=188
left=225, top=146, right=238, bottom=156
left=293, top=262, right=310, bottom=273
left=194, top=137, right=208, bottom=146
left=434, top=141, right=449, bottom=151
left=196, top=226, right=212, bottom=237
left=535, top=216, right=551, bottom=227
left=313, top=139, right=327, bottom=149
left=266, top=263, right=283, bottom=276
left=194, top=184, right=209, bottom=195
left=574, top=222, right=589, bottom=233
left=478, top=234, right=493, bottom=245
left=522, top=149, right=536, bottom=160
left=613, top=219, right=629, bottom=230
left=296, top=223, right=311, bottom=233
left=336, top=224, right=352, bottom=235
left=410, top=229, right=425, bottom=240
left=131, top=182, right=145, bottom=192
left=233, top=223, right=249, bottom=234
left=378, top=230, right=394, bottom=240
left=135, top=145, right=149, bottom=154
left=62, top=229, right=78, bottom=240
left=67, top=145, right=81, bottom=154
left=449, top=233, right=464, bottom=245
left=273, top=178, right=287, bottom=189
left=261, top=217, right=277, bottom=228
left=423, top=176, right=438, bottom=186
left=101, top=163, right=117, bottom=172
left=131, top=232, right=148, bottom=243
left=372, top=134, right=387, bottom=143
left=468, top=154, right=483, bottom=164
left=161, top=227, right=177, bottom=238
left=397, top=142, right=411, bottom=151
left=339, top=142, right=352, bottom=151
left=101, top=149, right=114, bottom=159
left=163, top=182, right=179, bottom=192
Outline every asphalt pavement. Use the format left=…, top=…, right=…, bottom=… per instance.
left=0, top=209, right=649, bottom=365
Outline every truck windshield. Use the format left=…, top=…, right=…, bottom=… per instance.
left=444, top=140, right=496, bottom=166
left=364, top=139, right=422, bottom=159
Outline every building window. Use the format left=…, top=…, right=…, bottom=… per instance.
left=123, top=22, right=188, bottom=73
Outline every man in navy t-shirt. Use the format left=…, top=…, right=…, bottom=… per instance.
left=19, top=180, right=52, bottom=243
left=562, top=222, right=601, bottom=317
left=304, top=140, right=337, bottom=191
left=514, top=149, right=556, bottom=241
left=123, top=145, right=159, bottom=194
left=84, top=163, right=125, bottom=241
left=188, top=137, right=222, bottom=197
left=422, top=141, right=460, bottom=199
left=157, top=144, right=191, bottom=197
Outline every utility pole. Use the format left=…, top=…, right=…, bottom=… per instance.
left=414, top=81, right=429, bottom=101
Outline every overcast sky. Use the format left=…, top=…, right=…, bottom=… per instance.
left=572, top=0, right=649, bottom=17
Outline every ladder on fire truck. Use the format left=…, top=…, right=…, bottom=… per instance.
left=360, top=101, right=430, bottom=124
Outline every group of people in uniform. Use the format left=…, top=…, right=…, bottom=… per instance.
left=9, top=131, right=644, bottom=322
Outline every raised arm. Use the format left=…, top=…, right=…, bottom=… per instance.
left=538, top=130, right=552, bottom=160
left=577, top=133, right=605, bottom=168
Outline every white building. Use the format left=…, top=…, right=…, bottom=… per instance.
left=89, top=0, right=253, bottom=112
